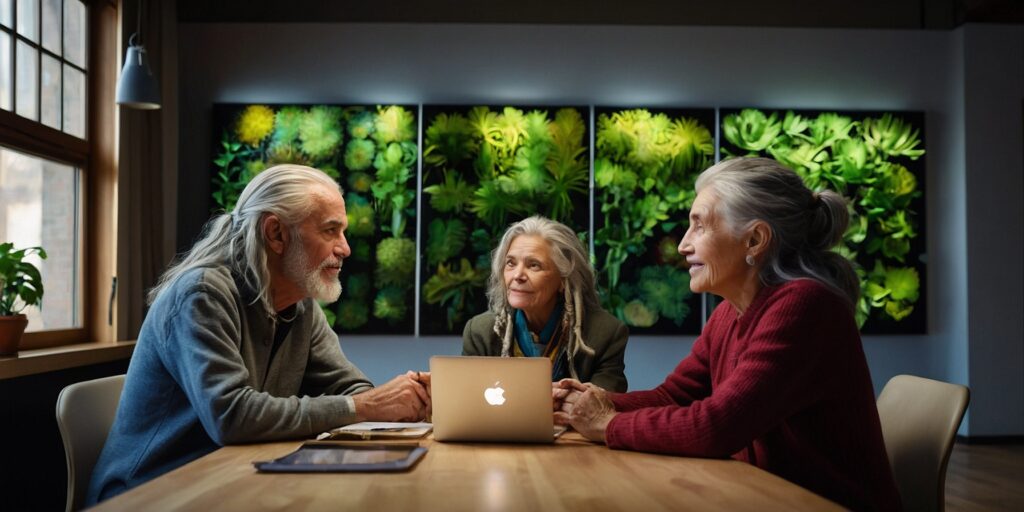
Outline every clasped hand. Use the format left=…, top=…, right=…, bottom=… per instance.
left=353, top=371, right=431, bottom=422
left=552, top=378, right=617, bottom=443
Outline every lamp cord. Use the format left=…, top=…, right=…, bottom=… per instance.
left=137, top=0, right=143, bottom=46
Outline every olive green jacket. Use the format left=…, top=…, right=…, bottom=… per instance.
left=462, top=309, right=629, bottom=392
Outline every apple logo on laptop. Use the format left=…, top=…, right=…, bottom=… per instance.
left=484, top=381, right=506, bottom=406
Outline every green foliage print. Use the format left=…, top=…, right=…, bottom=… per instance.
left=212, top=131, right=258, bottom=212
left=420, top=106, right=590, bottom=333
left=422, top=258, right=489, bottom=331
left=210, top=104, right=417, bottom=334
left=721, top=109, right=925, bottom=329
left=593, top=108, right=713, bottom=331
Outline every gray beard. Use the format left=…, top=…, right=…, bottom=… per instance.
left=283, top=241, right=342, bottom=303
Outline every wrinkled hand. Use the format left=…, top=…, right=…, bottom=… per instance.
left=553, top=379, right=616, bottom=443
left=411, top=371, right=432, bottom=420
left=552, top=378, right=584, bottom=420
left=352, top=371, right=431, bottom=422
left=411, top=370, right=431, bottom=396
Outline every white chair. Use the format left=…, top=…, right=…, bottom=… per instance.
left=55, top=374, right=126, bottom=512
left=876, top=374, right=970, bottom=512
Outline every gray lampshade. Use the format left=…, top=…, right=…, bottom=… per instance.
left=116, top=39, right=161, bottom=110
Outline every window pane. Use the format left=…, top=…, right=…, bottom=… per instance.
left=62, top=62, right=82, bottom=137
left=0, top=31, right=10, bottom=110
left=16, top=0, right=37, bottom=42
left=40, top=52, right=58, bottom=128
left=15, top=39, right=36, bottom=119
left=1, top=0, right=12, bottom=28
left=0, top=146, right=82, bottom=332
left=62, top=0, right=83, bottom=68
left=41, top=0, right=58, bottom=55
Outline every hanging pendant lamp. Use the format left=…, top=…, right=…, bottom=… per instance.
left=116, top=32, right=160, bottom=110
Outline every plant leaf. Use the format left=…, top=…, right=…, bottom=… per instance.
left=426, top=218, right=468, bottom=266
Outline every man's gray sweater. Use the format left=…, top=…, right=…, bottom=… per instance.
left=87, top=265, right=373, bottom=504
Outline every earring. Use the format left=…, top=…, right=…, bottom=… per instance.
left=745, top=255, right=755, bottom=266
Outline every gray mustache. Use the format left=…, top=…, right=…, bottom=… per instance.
left=319, top=259, right=342, bottom=270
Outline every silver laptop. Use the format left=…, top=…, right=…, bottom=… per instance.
left=430, top=356, right=560, bottom=443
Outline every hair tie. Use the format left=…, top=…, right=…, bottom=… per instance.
left=809, top=192, right=822, bottom=210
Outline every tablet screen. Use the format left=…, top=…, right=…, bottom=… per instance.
left=282, top=447, right=414, bottom=465
left=254, top=443, right=427, bottom=473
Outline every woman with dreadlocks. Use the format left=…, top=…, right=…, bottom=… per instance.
left=462, top=216, right=628, bottom=392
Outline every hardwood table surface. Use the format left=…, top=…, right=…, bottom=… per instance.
left=90, top=432, right=842, bottom=511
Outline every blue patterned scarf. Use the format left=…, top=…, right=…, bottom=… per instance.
left=512, top=300, right=570, bottom=381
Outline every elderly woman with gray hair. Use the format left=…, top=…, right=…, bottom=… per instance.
left=462, top=216, right=628, bottom=392
left=554, top=158, right=900, bottom=511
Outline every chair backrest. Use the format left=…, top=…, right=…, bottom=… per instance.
left=876, top=374, right=970, bottom=512
left=55, top=374, right=126, bottom=512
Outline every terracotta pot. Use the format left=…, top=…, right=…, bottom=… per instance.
left=0, top=314, right=28, bottom=356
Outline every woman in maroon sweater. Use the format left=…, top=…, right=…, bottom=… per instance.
left=555, top=157, right=901, bottom=511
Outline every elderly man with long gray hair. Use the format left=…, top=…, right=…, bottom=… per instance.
left=87, top=164, right=430, bottom=505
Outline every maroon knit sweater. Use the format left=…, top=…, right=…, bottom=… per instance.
left=606, top=279, right=901, bottom=511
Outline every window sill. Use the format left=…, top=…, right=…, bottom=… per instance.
left=0, top=340, right=136, bottom=380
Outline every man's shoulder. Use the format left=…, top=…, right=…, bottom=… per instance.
left=153, top=265, right=237, bottom=308
left=182, top=264, right=233, bottom=286
left=177, top=265, right=236, bottom=296
left=139, top=264, right=242, bottom=347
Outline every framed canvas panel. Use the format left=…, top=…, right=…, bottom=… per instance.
left=719, top=108, right=927, bottom=334
left=210, top=104, right=419, bottom=335
left=592, top=106, right=715, bottom=335
left=418, top=105, right=591, bottom=335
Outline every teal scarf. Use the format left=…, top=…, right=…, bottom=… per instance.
left=513, top=301, right=570, bottom=381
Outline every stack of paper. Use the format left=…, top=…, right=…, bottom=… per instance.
left=316, top=422, right=433, bottom=441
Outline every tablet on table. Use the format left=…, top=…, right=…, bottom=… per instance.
left=253, top=442, right=427, bottom=473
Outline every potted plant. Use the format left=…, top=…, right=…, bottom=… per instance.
left=0, top=243, right=47, bottom=356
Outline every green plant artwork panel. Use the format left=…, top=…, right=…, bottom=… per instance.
left=419, top=105, right=591, bottom=335
left=210, top=104, right=418, bottom=335
left=593, top=107, right=715, bottom=335
left=207, top=103, right=929, bottom=337
left=720, top=108, right=927, bottom=333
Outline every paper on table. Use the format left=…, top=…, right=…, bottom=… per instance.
left=316, top=422, right=433, bottom=441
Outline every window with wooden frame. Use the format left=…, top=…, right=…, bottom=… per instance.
left=0, top=0, right=117, bottom=350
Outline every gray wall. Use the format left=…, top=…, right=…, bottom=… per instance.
left=175, top=22, right=1023, bottom=436
left=962, top=25, right=1024, bottom=436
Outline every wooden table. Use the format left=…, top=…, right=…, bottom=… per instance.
left=89, top=433, right=841, bottom=511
